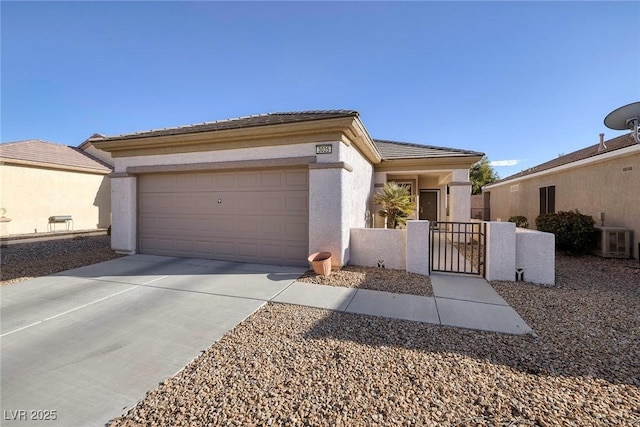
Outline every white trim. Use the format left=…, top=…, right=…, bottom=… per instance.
left=484, top=143, right=640, bottom=190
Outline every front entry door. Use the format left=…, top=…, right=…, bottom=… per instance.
left=419, top=190, right=438, bottom=221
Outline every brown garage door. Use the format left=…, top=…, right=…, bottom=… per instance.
left=138, top=168, right=309, bottom=266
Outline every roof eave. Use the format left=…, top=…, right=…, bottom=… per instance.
left=91, top=115, right=384, bottom=163
left=483, top=143, right=640, bottom=190
left=0, top=157, right=112, bottom=174
left=375, top=154, right=484, bottom=172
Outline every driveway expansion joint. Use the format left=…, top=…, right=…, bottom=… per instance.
left=433, top=295, right=509, bottom=307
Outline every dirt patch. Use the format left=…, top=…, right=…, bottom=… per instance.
left=297, top=265, right=433, bottom=297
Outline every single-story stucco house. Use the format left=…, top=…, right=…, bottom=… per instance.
left=484, top=132, right=639, bottom=259
left=0, top=139, right=113, bottom=236
left=90, top=110, right=483, bottom=267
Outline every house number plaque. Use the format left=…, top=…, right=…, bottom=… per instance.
left=315, top=144, right=332, bottom=154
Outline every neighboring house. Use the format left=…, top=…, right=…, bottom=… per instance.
left=90, top=110, right=483, bottom=267
left=0, top=139, right=113, bottom=236
left=470, top=194, right=486, bottom=220
left=483, top=133, right=640, bottom=259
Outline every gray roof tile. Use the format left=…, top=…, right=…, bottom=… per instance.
left=374, top=139, right=484, bottom=160
left=0, top=139, right=112, bottom=172
left=490, top=133, right=636, bottom=185
left=89, top=110, right=484, bottom=162
left=91, top=110, right=359, bottom=142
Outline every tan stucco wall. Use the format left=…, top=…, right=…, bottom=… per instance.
left=0, top=164, right=111, bottom=236
left=487, top=149, right=640, bottom=258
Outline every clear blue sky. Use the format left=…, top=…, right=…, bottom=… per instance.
left=2, top=1, right=639, bottom=178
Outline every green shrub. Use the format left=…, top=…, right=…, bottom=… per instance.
left=508, top=215, right=529, bottom=228
left=535, top=210, right=595, bottom=254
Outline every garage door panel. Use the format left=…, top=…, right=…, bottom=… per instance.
left=193, top=174, right=216, bottom=191
left=139, top=174, right=174, bottom=192
left=260, top=171, right=284, bottom=187
left=286, top=170, right=308, bottom=187
left=286, top=195, right=309, bottom=212
left=140, top=193, right=175, bottom=211
left=139, top=169, right=308, bottom=266
left=285, top=220, right=308, bottom=238
left=260, top=196, right=284, bottom=212
left=238, top=172, right=259, bottom=187
left=173, top=239, right=195, bottom=253
left=215, top=173, right=237, bottom=188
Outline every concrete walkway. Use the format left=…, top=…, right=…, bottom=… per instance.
left=1, top=255, right=531, bottom=426
left=274, top=272, right=533, bottom=335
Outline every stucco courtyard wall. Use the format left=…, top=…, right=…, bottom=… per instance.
left=485, top=221, right=555, bottom=285
left=515, top=228, right=555, bottom=285
left=349, top=221, right=433, bottom=277
left=349, top=228, right=406, bottom=269
left=0, top=164, right=110, bottom=236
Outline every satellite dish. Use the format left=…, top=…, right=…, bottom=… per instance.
left=604, top=102, right=640, bottom=144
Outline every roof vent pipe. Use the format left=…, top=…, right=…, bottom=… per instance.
left=598, top=133, right=607, bottom=151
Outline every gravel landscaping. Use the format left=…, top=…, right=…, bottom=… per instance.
left=108, top=254, right=640, bottom=426
left=298, top=266, right=433, bottom=297
left=2, top=235, right=638, bottom=425
left=0, top=234, right=121, bottom=285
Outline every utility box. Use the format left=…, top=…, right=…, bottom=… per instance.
left=594, top=226, right=631, bottom=258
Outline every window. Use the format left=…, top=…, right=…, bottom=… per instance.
left=539, top=185, right=555, bottom=215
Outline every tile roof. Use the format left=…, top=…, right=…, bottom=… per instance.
left=88, top=109, right=484, bottom=162
left=91, top=110, right=360, bottom=142
left=374, top=139, right=484, bottom=160
left=0, top=139, right=112, bottom=173
left=489, top=132, right=636, bottom=185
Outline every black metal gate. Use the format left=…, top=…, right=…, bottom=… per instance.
left=430, top=221, right=486, bottom=276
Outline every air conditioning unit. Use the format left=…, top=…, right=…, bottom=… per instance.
left=594, top=226, right=632, bottom=258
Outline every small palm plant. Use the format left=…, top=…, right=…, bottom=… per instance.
left=373, top=182, right=416, bottom=229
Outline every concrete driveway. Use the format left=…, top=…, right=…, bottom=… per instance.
left=0, top=254, right=305, bottom=427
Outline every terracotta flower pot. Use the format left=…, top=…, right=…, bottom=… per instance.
left=308, top=252, right=332, bottom=276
